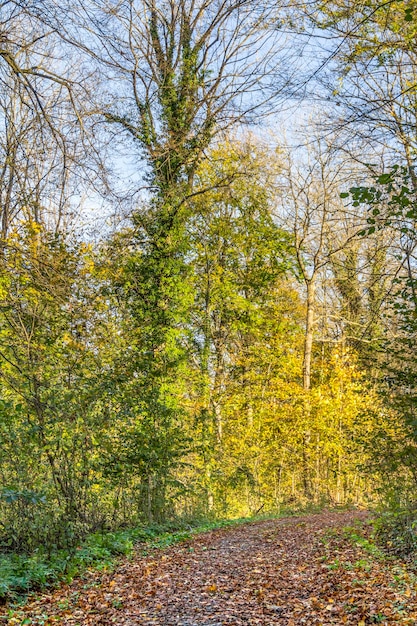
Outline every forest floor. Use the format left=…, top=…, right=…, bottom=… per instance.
left=3, top=510, right=417, bottom=625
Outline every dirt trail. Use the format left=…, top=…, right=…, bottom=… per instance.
left=5, top=510, right=417, bottom=625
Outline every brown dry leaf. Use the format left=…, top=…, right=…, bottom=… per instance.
left=4, top=511, right=417, bottom=626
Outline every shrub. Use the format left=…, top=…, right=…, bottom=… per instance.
left=373, top=507, right=417, bottom=558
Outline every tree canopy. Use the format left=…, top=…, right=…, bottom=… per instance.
left=0, top=0, right=416, bottom=576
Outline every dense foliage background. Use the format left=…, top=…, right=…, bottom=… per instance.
left=1, top=0, right=417, bottom=584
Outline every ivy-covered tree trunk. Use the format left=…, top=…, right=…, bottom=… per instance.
left=125, top=197, right=194, bottom=521
left=97, top=0, right=285, bottom=519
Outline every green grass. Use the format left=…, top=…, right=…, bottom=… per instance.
left=342, top=525, right=386, bottom=559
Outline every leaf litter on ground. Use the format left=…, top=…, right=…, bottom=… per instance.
left=3, top=510, right=417, bottom=625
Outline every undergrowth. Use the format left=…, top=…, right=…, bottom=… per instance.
left=0, top=514, right=273, bottom=602
left=372, top=507, right=417, bottom=559
left=0, top=505, right=359, bottom=603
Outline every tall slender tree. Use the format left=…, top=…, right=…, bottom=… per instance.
left=55, top=0, right=293, bottom=518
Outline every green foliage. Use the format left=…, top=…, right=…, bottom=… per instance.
left=348, top=166, right=417, bottom=236
left=0, top=514, right=275, bottom=600
left=2, top=0, right=416, bottom=611
left=0, top=531, right=133, bottom=600
left=0, top=145, right=393, bottom=597
left=0, top=553, right=58, bottom=599
left=343, top=526, right=384, bottom=559
left=373, top=508, right=417, bottom=558
left=342, top=167, right=417, bottom=508
left=0, top=222, right=124, bottom=550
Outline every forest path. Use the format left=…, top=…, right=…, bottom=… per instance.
left=7, top=510, right=417, bottom=625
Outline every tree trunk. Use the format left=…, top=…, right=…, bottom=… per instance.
left=303, top=279, right=316, bottom=391
left=301, top=278, right=316, bottom=499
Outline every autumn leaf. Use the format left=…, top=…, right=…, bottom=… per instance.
left=6, top=512, right=417, bottom=626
